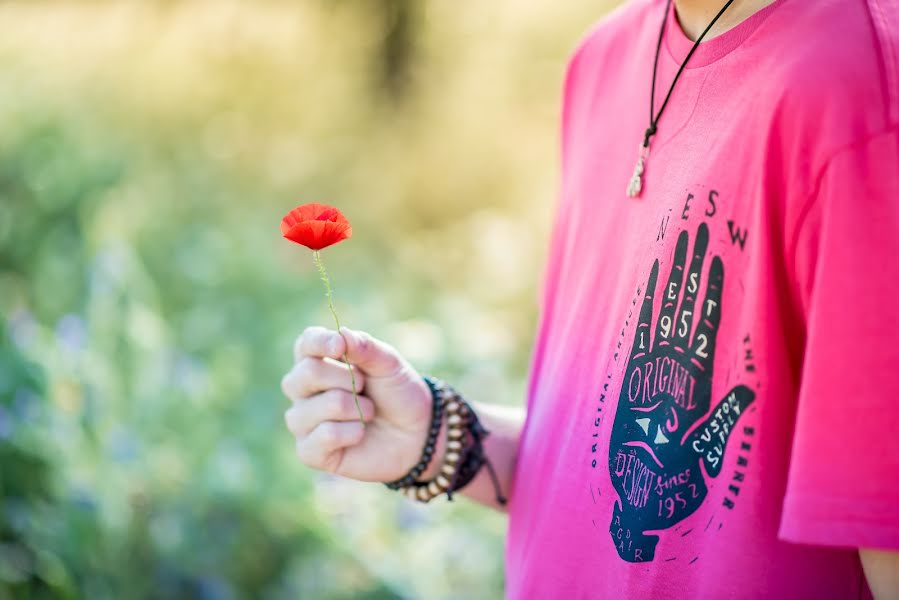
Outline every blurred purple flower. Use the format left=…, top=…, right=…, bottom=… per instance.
left=56, top=314, right=87, bottom=353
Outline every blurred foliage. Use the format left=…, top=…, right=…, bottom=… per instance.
left=0, top=0, right=612, bottom=598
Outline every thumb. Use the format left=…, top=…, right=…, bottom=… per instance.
left=337, top=327, right=405, bottom=378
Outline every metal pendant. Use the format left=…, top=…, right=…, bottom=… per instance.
left=627, top=143, right=649, bottom=198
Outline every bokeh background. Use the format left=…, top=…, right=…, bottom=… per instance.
left=0, top=1, right=615, bottom=598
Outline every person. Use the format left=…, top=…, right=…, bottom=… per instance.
left=281, top=0, right=899, bottom=597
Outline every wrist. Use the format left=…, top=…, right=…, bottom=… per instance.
left=384, top=376, right=507, bottom=506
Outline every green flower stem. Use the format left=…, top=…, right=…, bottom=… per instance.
left=313, top=250, right=364, bottom=426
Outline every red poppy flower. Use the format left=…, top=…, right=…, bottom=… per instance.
left=281, top=203, right=353, bottom=251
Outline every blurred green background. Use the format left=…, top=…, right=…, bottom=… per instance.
left=0, top=1, right=613, bottom=598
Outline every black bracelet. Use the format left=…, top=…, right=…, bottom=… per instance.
left=385, top=376, right=507, bottom=507
left=383, top=375, right=444, bottom=490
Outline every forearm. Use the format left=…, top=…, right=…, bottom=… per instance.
left=423, top=400, right=525, bottom=512
left=860, top=548, right=899, bottom=600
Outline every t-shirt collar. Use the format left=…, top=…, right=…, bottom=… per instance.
left=663, top=0, right=788, bottom=68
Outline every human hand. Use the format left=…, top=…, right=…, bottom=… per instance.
left=282, top=327, right=437, bottom=482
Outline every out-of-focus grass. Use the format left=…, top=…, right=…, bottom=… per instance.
left=0, top=1, right=614, bottom=598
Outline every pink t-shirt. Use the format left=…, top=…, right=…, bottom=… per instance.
left=505, top=0, right=899, bottom=597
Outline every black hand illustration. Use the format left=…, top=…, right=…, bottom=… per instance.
left=607, top=223, right=754, bottom=562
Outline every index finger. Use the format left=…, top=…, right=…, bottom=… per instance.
left=294, top=326, right=345, bottom=362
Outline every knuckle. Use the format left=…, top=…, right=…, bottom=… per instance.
left=295, top=331, right=310, bottom=356
left=294, top=439, right=320, bottom=468
left=322, top=449, right=345, bottom=474
left=302, top=325, right=326, bottom=342
left=348, top=368, right=365, bottom=390
left=298, top=326, right=325, bottom=354
left=292, top=358, right=309, bottom=379
left=316, top=421, right=339, bottom=446
left=356, top=331, right=372, bottom=354
left=385, top=349, right=403, bottom=370
left=283, top=405, right=302, bottom=435
left=336, top=391, right=357, bottom=417
left=280, top=372, right=295, bottom=398
left=294, top=358, right=319, bottom=384
left=356, top=396, right=373, bottom=420
left=319, top=389, right=358, bottom=421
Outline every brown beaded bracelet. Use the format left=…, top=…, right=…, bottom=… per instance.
left=394, top=377, right=506, bottom=506
left=442, top=402, right=507, bottom=505
left=392, top=378, right=467, bottom=502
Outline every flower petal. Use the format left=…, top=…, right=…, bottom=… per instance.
left=280, top=203, right=352, bottom=250
left=282, top=220, right=352, bottom=250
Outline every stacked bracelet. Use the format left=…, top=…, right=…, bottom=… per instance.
left=384, top=375, right=444, bottom=490
left=442, top=403, right=506, bottom=505
left=384, top=376, right=507, bottom=506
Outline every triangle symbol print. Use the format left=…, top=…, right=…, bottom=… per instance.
left=654, top=426, right=669, bottom=445
left=635, top=418, right=651, bottom=435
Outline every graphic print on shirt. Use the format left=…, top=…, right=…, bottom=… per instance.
left=607, top=222, right=755, bottom=562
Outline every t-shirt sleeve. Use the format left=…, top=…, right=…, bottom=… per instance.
left=536, top=39, right=588, bottom=313
left=779, top=126, right=899, bottom=551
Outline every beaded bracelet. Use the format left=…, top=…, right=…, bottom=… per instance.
left=387, top=376, right=507, bottom=506
left=383, top=375, right=445, bottom=490
left=441, top=403, right=507, bottom=505
left=397, top=379, right=467, bottom=503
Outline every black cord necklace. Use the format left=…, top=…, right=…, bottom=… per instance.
left=627, top=0, right=738, bottom=197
